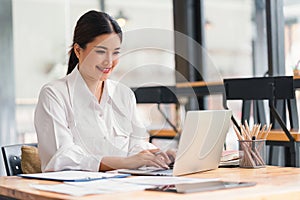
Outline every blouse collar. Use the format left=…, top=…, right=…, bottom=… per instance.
left=66, top=66, right=118, bottom=109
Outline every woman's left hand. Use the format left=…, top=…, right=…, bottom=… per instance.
left=165, top=149, right=177, bottom=163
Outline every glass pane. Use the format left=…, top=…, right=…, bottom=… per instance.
left=203, top=0, right=268, bottom=150
left=284, top=0, right=300, bottom=131
left=204, top=0, right=255, bottom=79
left=106, top=0, right=175, bottom=88
left=284, top=0, right=300, bottom=75
left=105, top=1, right=175, bottom=145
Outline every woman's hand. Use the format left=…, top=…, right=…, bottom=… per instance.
left=99, top=149, right=174, bottom=171
left=123, top=149, right=171, bottom=169
left=166, top=149, right=177, bottom=163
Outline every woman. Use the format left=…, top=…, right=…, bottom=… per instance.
left=35, top=10, right=175, bottom=172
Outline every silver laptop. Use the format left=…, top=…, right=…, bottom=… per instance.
left=118, top=110, right=232, bottom=176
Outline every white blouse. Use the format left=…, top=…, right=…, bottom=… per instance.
left=34, top=68, right=156, bottom=172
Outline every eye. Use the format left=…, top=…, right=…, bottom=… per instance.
left=95, top=50, right=106, bottom=54
left=113, top=51, right=120, bottom=55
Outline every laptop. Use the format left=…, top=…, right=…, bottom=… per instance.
left=118, top=110, right=232, bottom=176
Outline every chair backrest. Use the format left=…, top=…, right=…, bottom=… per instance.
left=132, top=86, right=178, bottom=104
left=1, top=143, right=37, bottom=176
left=223, top=76, right=298, bottom=129
left=224, top=76, right=294, bottom=101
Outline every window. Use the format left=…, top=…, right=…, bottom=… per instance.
left=13, top=0, right=174, bottom=144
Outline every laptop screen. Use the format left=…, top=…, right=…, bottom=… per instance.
left=173, top=110, right=232, bottom=176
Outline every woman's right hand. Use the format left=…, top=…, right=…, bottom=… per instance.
left=123, top=149, right=171, bottom=169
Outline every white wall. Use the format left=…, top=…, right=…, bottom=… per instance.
left=13, top=0, right=174, bottom=100
left=13, top=0, right=101, bottom=99
left=12, top=0, right=174, bottom=137
left=205, top=0, right=253, bottom=79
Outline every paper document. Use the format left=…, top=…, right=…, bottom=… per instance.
left=65, top=179, right=153, bottom=192
left=30, top=184, right=105, bottom=196
left=31, top=179, right=153, bottom=196
left=19, top=170, right=129, bottom=182
left=220, top=150, right=240, bottom=162
left=116, top=176, right=220, bottom=185
left=219, top=150, right=240, bottom=167
left=29, top=175, right=255, bottom=196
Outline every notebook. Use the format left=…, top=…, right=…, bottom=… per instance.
left=118, top=110, right=232, bottom=176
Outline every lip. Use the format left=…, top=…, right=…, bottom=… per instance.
left=96, top=65, right=112, bottom=74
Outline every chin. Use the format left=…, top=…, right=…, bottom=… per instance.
left=99, top=75, right=109, bottom=81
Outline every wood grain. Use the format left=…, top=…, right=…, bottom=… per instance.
left=266, top=130, right=300, bottom=141
left=148, top=129, right=177, bottom=137
left=2, top=166, right=300, bottom=200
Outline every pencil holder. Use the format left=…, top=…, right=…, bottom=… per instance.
left=238, top=140, right=266, bottom=168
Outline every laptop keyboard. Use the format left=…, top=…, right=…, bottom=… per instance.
left=139, top=162, right=174, bottom=171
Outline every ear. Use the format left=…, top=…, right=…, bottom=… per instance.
left=73, top=43, right=81, bottom=59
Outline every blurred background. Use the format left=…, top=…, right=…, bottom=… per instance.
left=1, top=0, right=300, bottom=175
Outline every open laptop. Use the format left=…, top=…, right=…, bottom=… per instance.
left=118, top=110, right=232, bottom=176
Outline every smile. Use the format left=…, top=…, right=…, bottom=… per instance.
left=96, top=65, right=111, bottom=74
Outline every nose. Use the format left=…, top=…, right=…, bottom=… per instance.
left=103, top=54, right=113, bottom=67
left=102, top=60, right=111, bottom=67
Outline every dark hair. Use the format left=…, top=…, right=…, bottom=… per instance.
left=67, top=10, right=122, bottom=74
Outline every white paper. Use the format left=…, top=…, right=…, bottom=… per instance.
left=28, top=173, right=220, bottom=196
left=19, top=170, right=127, bottom=181
left=65, top=179, right=153, bottom=192
left=30, top=179, right=153, bottom=196
left=30, top=184, right=106, bottom=196
left=115, top=176, right=220, bottom=185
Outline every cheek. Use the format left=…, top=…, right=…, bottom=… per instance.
left=83, top=52, right=102, bottom=64
left=112, top=59, right=119, bottom=68
left=90, top=54, right=103, bottom=64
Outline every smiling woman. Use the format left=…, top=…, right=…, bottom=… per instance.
left=67, top=11, right=122, bottom=75
left=74, top=34, right=121, bottom=83
left=34, top=10, right=175, bottom=173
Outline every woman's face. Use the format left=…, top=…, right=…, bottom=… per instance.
left=75, top=33, right=121, bottom=82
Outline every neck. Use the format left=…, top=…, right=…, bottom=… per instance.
left=79, top=70, right=104, bottom=102
left=90, top=80, right=104, bottom=103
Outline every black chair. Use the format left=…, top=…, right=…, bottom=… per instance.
left=223, top=76, right=299, bottom=167
left=1, top=143, right=37, bottom=176
left=132, top=86, right=180, bottom=142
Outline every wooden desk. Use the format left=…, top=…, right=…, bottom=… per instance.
left=148, top=129, right=177, bottom=138
left=148, top=129, right=177, bottom=142
left=175, top=81, right=224, bottom=98
left=267, top=130, right=300, bottom=141
left=1, top=166, right=300, bottom=200
left=176, top=81, right=223, bottom=88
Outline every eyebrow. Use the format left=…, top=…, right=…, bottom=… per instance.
left=94, top=46, right=121, bottom=50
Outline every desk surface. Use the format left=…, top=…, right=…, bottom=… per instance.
left=267, top=130, right=300, bottom=141
left=1, top=166, right=300, bottom=200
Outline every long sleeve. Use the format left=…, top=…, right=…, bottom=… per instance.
left=34, top=86, right=101, bottom=172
